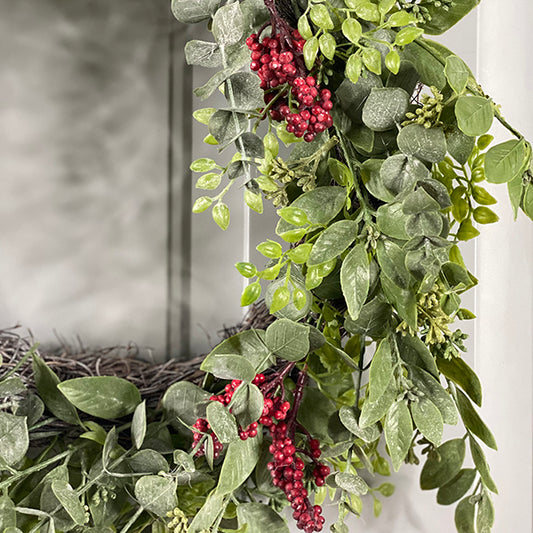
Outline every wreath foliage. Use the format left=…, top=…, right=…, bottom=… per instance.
left=1, top=0, right=532, bottom=532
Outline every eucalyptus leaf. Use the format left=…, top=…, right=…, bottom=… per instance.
left=376, top=203, right=410, bottom=240
left=0, top=495, right=16, bottom=530
left=185, top=40, right=221, bottom=67
left=134, top=475, right=176, bottom=517
left=336, top=74, right=383, bottom=123
left=446, top=126, right=475, bottom=165
left=344, top=295, right=392, bottom=338
left=477, top=493, right=495, bottom=532
left=171, top=0, right=219, bottom=24
left=380, top=154, right=430, bottom=198
left=231, top=383, right=264, bottom=428
left=226, top=72, right=264, bottom=111
left=208, top=110, right=247, bottom=145
left=212, top=2, right=243, bottom=46
left=58, top=376, right=141, bottom=419
left=420, top=439, right=466, bottom=490
left=131, top=401, right=147, bottom=450
left=398, top=124, right=447, bottom=163
left=384, top=400, right=413, bottom=472
left=376, top=240, right=410, bottom=289
left=129, top=450, right=169, bottom=474
left=362, top=87, right=410, bottom=131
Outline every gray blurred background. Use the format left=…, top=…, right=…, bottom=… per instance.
left=0, top=1, right=531, bottom=531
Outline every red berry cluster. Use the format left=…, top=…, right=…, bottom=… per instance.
left=192, top=376, right=263, bottom=458
left=245, top=32, right=333, bottom=143
left=266, top=422, right=329, bottom=532
left=191, top=370, right=330, bottom=532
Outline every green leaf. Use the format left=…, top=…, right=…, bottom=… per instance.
left=162, top=381, right=210, bottom=427
left=135, top=475, right=176, bottom=517
left=32, top=353, right=81, bottom=425
left=171, top=0, right=219, bottom=24
left=0, top=496, right=16, bottom=530
left=226, top=72, right=264, bottom=111
left=455, top=497, right=476, bottom=533
left=446, top=126, right=475, bottom=166
left=473, top=206, right=499, bottom=224
left=207, top=401, right=239, bottom=443
left=270, top=285, right=291, bottom=313
left=477, top=493, right=495, bottom=532
left=308, top=220, right=358, bottom=266
left=445, top=55, right=470, bottom=94
left=335, top=472, right=369, bottom=495
left=193, top=196, right=213, bottom=213
left=394, top=27, right=424, bottom=46
left=208, top=110, right=247, bottom=145
left=401, top=41, right=446, bottom=90
left=193, top=107, right=217, bottom=125
left=522, top=182, right=533, bottom=220
left=339, top=405, right=380, bottom=443
left=410, top=398, right=443, bottom=446
left=398, top=124, right=447, bottom=163
left=437, top=469, right=477, bottom=505
left=397, top=334, right=438, bottom=377
left=342, top=18, right=362, bottom=44
left=190, top=158, right=216, bottom=172
left=376, top=240, right=410, bottom=289
left=472, top=186, right=497, bottom=206
left=58, top=377, right=141, bottom=419
left=237, top=502, right=290, bottom=533
left=368, top=338, right=394, bottom=403
left=340, top=243, right=370, bottom=321
left=484, top=139, right=526, bottom=184
left=265, top=319, right=310, bottom=361
left=470, top=436, right=498, bottom=493
left=319, top=32, right=336, bottom=60
left=362, top=87, right=409, bottom=132
left=0, top=413, right=28, bottom=466
left=354, top=1, right=380, bottom=21
left=362, top=47, right=382, bottom=75
left=346, top=53, right=363, bottom=84
left=387, top=11, right=416, bottom=26
left=421, top=0, right=481, bottom=35
left=216, top=436, right=261, bottom=495
left=236, top=261, right=257, bottom=278
left=456, top=390, right=497, bottom=450
left=212, top=2, right=243, bottom=45
left=256, top=240, right=282, bottom=259
left=310, top=3, right=333, bottom=29
left=376, top=203, right=409, bottom=240
left=213, top=202, right=230, bottom=230
left=201, top=354, right=256, bottom=382
left=384, top=400, right=413, bottom=471
left=231, top=383, right=264, bottom=428
left=360, top=378, right=396, bottom=428
left=173, top=449, right=195, bottom=472
left=303, top=37, right=319, bottom=70
left=457, top=219, right=480, bottom=241
left=0, top=376, right=26, bottom=397
left=129, top=449, right=169, bottom=474
left=278, top=207, right=310, bottom=227
left=298, top=15, right=313, bottom=40
left=185, top=40, right=221, bottom=68
left=241, top=281, right=261, bottom=306
left=385, top=50, right=401, bottom=75
left=51, top=480, right=86, bottom=525
left=420, top=439, right=466, bottom=490
left=381, top=275, right=417, bottom=331
left=131, top=401, right=147, bottom=450
left=196, top=172, right=221, bottom=190
left=455, top=96, right=494, bottom=137
left=409, top=366, right=458, bottom=424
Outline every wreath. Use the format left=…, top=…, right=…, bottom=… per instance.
left=1, top=0, right=532, bottom=532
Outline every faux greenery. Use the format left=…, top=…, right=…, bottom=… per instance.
left=1, top=0, right=532, bottom=532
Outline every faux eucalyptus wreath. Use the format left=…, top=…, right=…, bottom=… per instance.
left=1, top=0, right=532, bottom=532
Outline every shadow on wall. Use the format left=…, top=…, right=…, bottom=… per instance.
left=0, top=0, right=173, bottom=355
